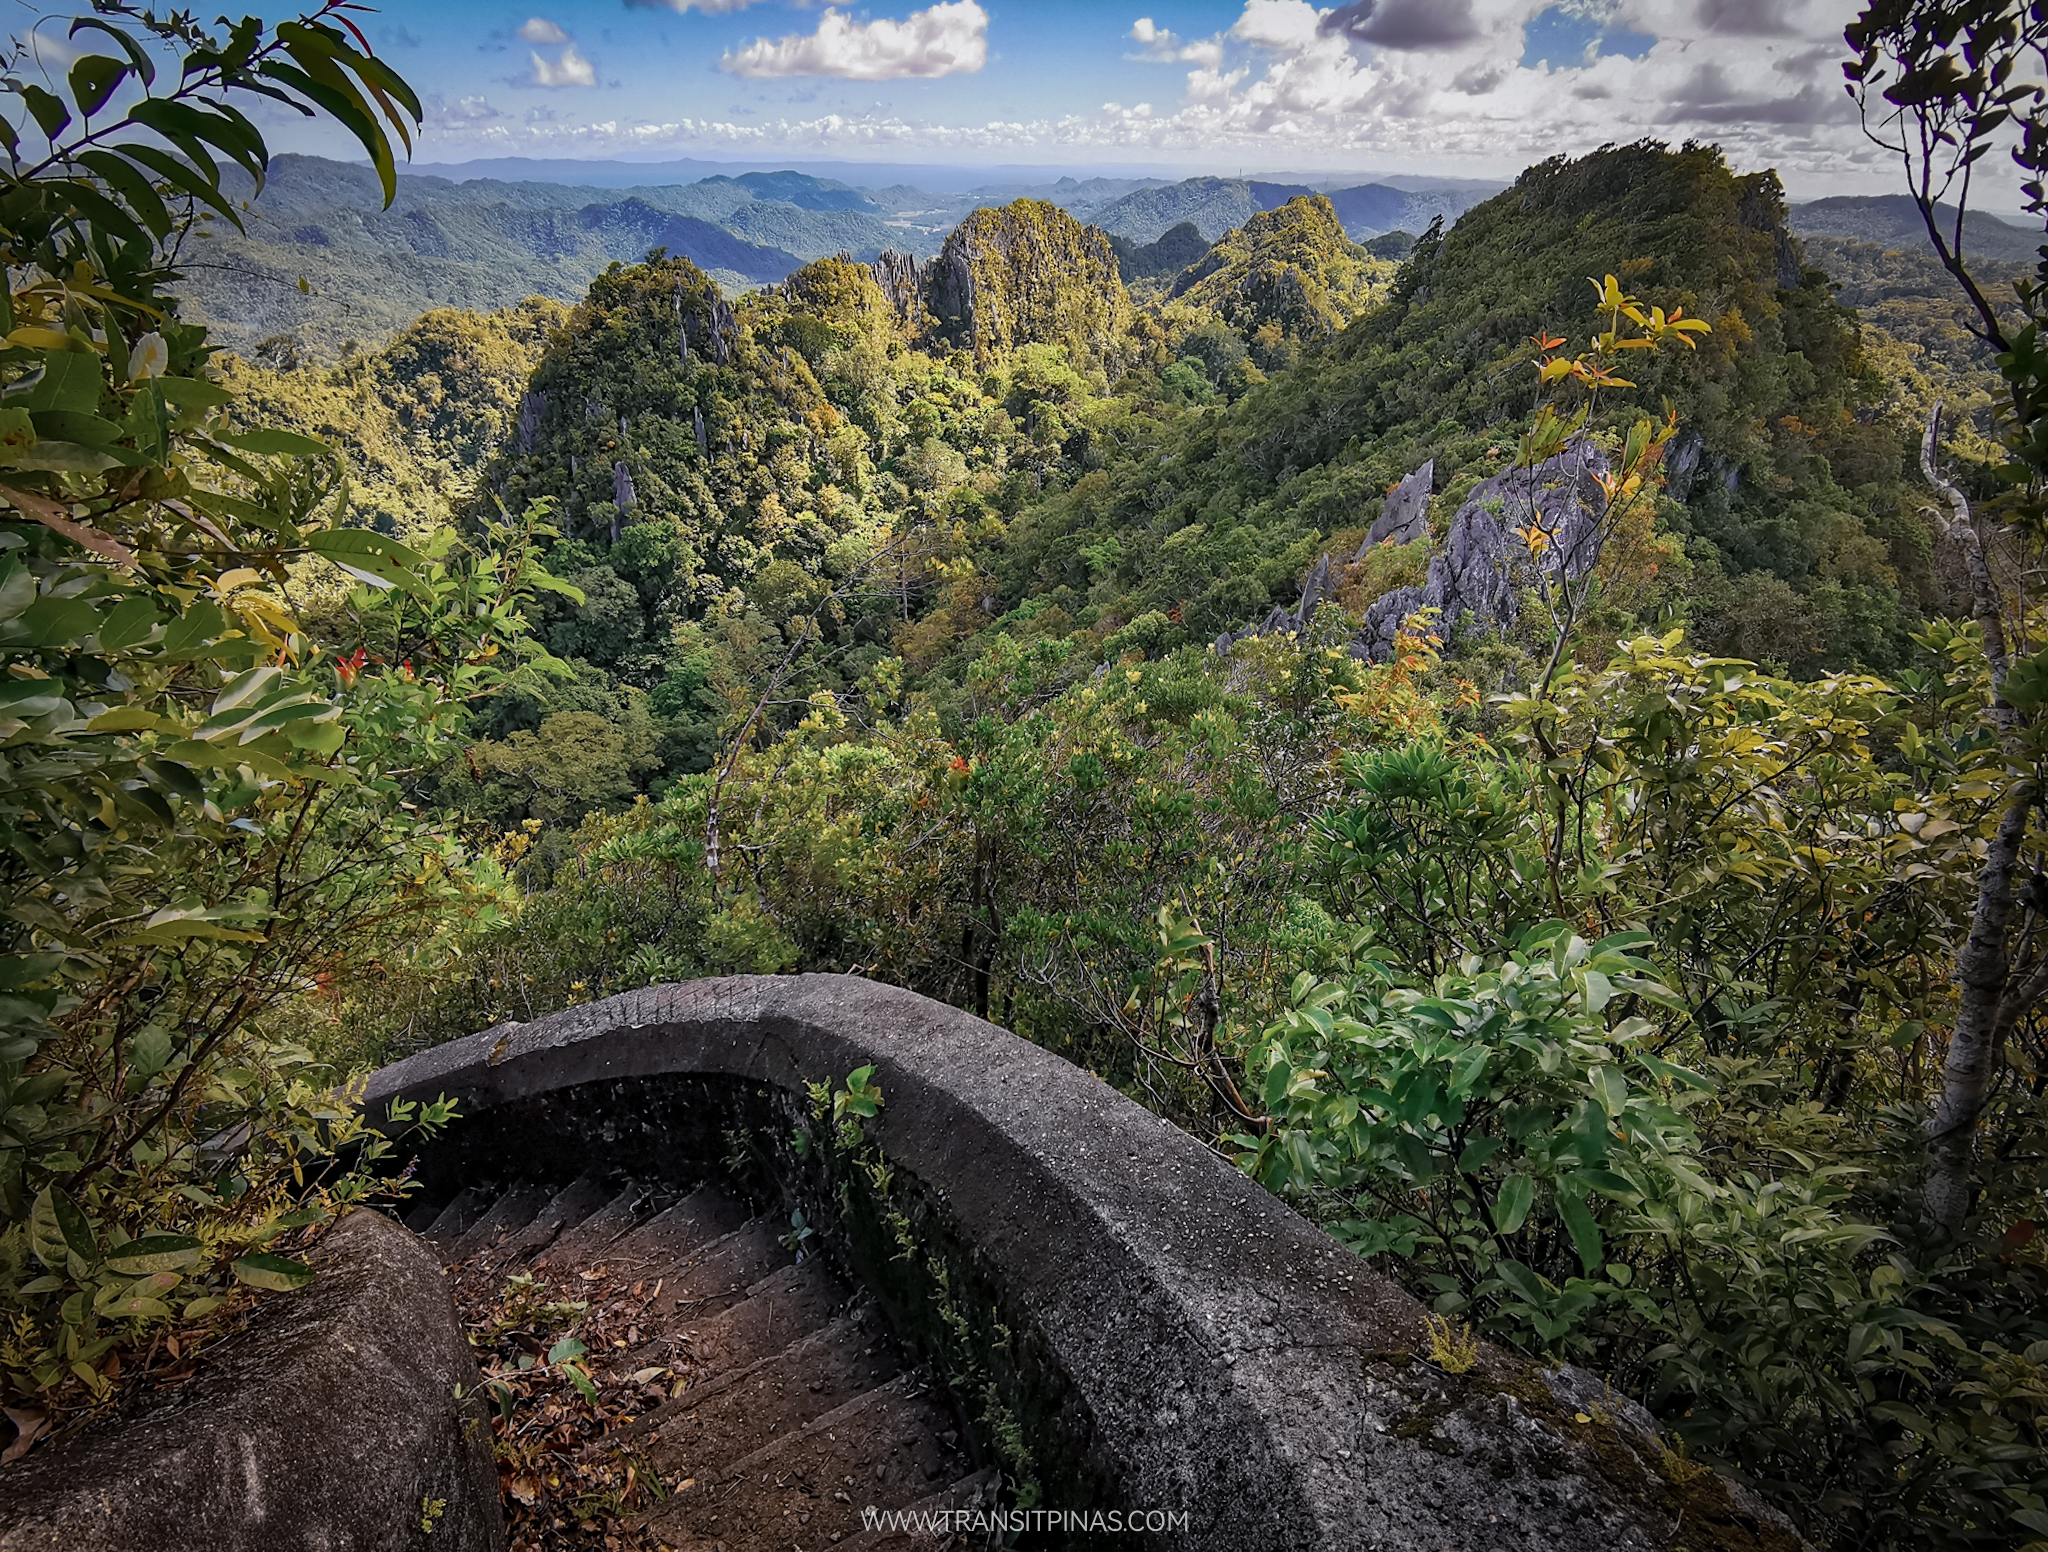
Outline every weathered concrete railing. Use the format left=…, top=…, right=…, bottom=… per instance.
left=365, top=974, right=1804, bottom=1552
left=0, top=1209, right=503, bottom=1552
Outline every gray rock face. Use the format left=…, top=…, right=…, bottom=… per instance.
left=1361, top=459, right=1433, bottom=550
left=868, top=247, right=922, bottom=329
left=1351, top=441, right=1610, bottom=661
left=0, top=1210, right=503, bottom=1552
left=1215, top=459, right=1434, bottom=659
left=705, top=296, right=738, bottom=365
left=364, top=975, right=1804, bottom=1552
left=512, top=390, right=544, bottom=456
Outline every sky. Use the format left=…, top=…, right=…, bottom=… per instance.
left=69, top=2, right=1935, bottom=195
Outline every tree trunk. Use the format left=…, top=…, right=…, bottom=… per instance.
left=1924, top=789, right=2029, bottom=1240
left=1918, top=401, right=2027, bottom=1242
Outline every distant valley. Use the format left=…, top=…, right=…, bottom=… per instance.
left=181, top=155, right=1501, bottom=357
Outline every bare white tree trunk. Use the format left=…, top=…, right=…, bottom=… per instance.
left=1920, top=402, right=2028, bottom=1241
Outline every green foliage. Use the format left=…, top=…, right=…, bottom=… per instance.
left=1108, top=220, right=1211, bottom=282
left=1167, top=195, right=1394, bottom=347
left=927, top=200, right=1136, bottom=371
left=0, top=5, right=571, bottom=1426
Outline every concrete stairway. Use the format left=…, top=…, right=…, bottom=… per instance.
left=410, top=1177, right=998, bottom=1551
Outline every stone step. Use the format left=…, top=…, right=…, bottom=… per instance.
left=420, top=1185, right=490, bottom=1251
left=642, top=1373, right=971, bottom=1552
left=644, top=1304, right=903, bottom=1484
left=536, top=1181, right=649, bottom=1271
left=658, top=1258, right=849, bottom=1384
left=490, top=1174, right=615, bottom=1266
left=443, top=1182, right=554, bottom=1265
left=452, top=1175, right=616, bottom=1298
left=430, top=1172, right=980, bottom=1549
left=586, top=1184, right=752, bottom=1290
left=629, top=1214, right=797, bottom=1321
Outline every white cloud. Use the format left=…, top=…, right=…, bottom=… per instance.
left=431, top=94, right=507, bottom=127
left=517, top=17, right=569, bottom=44
left=417, top=1, right=1906, bottom=197
left=1129, top=18, right=1224, bottom=71
left=633, top=0, right=770, bottom=11
left=721, top=2, right=988, bottom=81
left=528, top=42, right=597, bottom=88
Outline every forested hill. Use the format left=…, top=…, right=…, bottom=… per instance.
left=228, top=140, right=1968, bottom=825
left=998, top=141, right=1942, bottom=677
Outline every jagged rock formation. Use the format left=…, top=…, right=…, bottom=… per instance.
left=780, top=252, right=918, bottom=351
left=512, top=389, right=544, bottom=456
left=924, top=199, right=1135, bottom=369
left=1353, top=443, right=1609, bottom=661
left=1362, top=459, right=1433, bottom=549
left=1170, top=195, right=1391, bottom=342
left=1215, top=551, right=1336, bottom=654
left=867, top=247, right=923, bottom=331
left=1212, top=447, right=1609, bottom=664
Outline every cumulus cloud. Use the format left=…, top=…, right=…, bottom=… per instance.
left=721, top=2, right=988, bottom=81
left=1129, top=18, right=1225, bottom=70
left=1319, top=0, right=1484, bottom=50
left=629, top=0, right=769, bottom=12
left=429, top=94, right=507, bottom=127
left=528, top=42, right=597, bottom=87
left=1610, top=0, right=1841, bottom=42
left=1695, top=0, right=1801, bottom=35
left=417, top=0, right=1898, bottom=196
left=517, top=17, right=569, bottom=44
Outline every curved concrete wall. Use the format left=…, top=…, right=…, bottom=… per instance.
left=365, top=974, right=1802, bottom=1552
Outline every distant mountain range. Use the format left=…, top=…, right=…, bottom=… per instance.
left=172, top=155, right=1503, bottom=356
left=1081, top=176, right=1483, bottom=245
left=1787, top=194, right=2041, bottom=262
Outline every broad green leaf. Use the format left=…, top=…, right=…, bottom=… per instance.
left=8, top=441, right=121, bottom=474
left=306, top=528, right=425, bottom=594
left=231, top=1252, right=315, bottom=1292
left=104, top=1234, right=203, bottom=1275
left=1590, top=1064, right=1628, bottom=1119
left=16, top=351, right=104, bottom=415
left=217, top=427, right=331, bottom=459
left=1494, top=1173, right=1536, bottom=1235
left=1493, top=1258, right=1550, bottom=1305
left=125, top=1026, right=174, bottom=1079
left=96, top=1294, right=173, bottom=1321
left=1557, top=1190, right=1603, bottom=1275
left=86, top=704, right=159, bottom=732
left=151, top=374, right=234, bottom=411
left=30, top=1185, right=97, bottom=1272
left=67, top=54, right=130, bottom=118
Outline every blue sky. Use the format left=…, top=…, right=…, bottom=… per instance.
left=227, top=2, right=1888, bottom=191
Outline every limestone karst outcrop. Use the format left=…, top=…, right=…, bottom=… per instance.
left=1217, top=445, right=1612, bottom=663
left=920, top=199, right=1136, bottom=370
